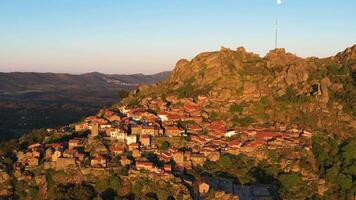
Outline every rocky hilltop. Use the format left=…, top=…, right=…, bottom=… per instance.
left=122, top=45, right=356, bottom=138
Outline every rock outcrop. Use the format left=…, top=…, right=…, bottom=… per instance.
left=121, top=45, right=356, bottom=138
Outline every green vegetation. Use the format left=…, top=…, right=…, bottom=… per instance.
left=277, top=87, right=312, bottom=104
left=209, top=111, right=219, bottom=121
left=254, top=96, right=270, bottom=119
left=277, top=173, right=309, bottom=199
left=54, top=183, right=96, bottom=200
left=132, top=177, right=173, bottom=200
left=229, top=103, right=244, bottom=113
left=127, top=97, right=141, bottom=108
left=232, top=115, right=255, bottom=127
left=28, top=186, right=39, bottom=199
left=329, top=75, right=355, bottom=116
left=312, top=135, right=356, bottom=199
left=203, top=153, right=256, bottom=185
left=160, top=141, right=170, bottom=150
left=176, top=77, right=212, bottom=99
left=177, top=77, right=196, bottom=99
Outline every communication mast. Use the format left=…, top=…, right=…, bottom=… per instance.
left=275, top=19, right=278, bottom=49
left=275, top=0, right=282, bottom=49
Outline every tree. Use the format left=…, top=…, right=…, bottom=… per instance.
left=28, top=186, right=39, bottom=199
left=278, top=173, right=309, bottom=199
left=229, top=103, right=243, bottom=113
left=109, top=175, right=121, bottom=191
left=218, top=155, right=232, bottom=169
left=101, top=188, right=117, bottom=200
left=337, top=174, right=352, bottom=191
left=160, top=141, right=170, bottom=150
left=133, top=181, right=143, bottom=195
left=55, top=183, right=96, bottom=200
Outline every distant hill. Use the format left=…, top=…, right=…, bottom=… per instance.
left=0, top=71, right=170, bottom=139
left=0, top=71, right=171, bottom=93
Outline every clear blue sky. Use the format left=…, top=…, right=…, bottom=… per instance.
left=0, top=0, right=355, bottom=74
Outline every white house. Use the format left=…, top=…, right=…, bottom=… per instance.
left=126, top=135, right=137, bottom=145
left=158, top=112, right=169, bottom=122
left=110, top=129, right=127, bottom=141
left=225, top=130, right=238, bottom=138
left=100, top=124, right=112, bottom=130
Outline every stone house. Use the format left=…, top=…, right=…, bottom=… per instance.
left=141, top=126, right=156, bottom=136
left=128, top=143, right=140, bottom=151
left=91, top=156, right=107, bottom=168
left=126, top=135, right=137, bottom=145
left=91, top=122, right=100, bottom=137
left=111, top=146, right=125, bottom=156
left=165, top=126, right=183, bottom=137
left=106, top=114, right=121, bottom=122
left=55, top=158, right=76, bottom=171
left=45, top=148, right=54, bottom=160
left=164, top=164, right=172, bottom=172
left=198, top=182, right=210, bottom=194
left=173, top=151, right=184, bottom=164
left=190, top=154, right=206, bottom=166
left=63, top=149, right=77, bottom=158
left=75, top=122, right=89, bottom=132
left=184, top=116, right=203, bottom=124
left=140, top=135, right=151, bottom=147
left=110, top=128, right=127, bottom=141
left=136, top=161, right=155, bottom=172
left=187, top=125, right=202, bottom=134
left=27, top=157, right=39, bottom=167
left=120, top=156, right=132, bottom=166
left=132, top=149, right=141, bottom=158
left=240, top=140, right=266, bottom=154
left=130, top=125, right=142, bottom=135
left=159, top=152, right=173, bottom=163
left=68, top=139, right=82, bottom=150
left=51, top=150, right=62, bottom=162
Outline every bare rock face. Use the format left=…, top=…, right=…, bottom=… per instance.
left=169, top=59, right=190, bottom=84
left=0, top=171, right=10, bottom=183
left=320, top=77, right=331, bottom=103
left=0, top=171, right=12, bottom=197
left=265, top=48, right=302, bottom=68
left=284, top=64, right=309, bottom=86
left=335, top=44, right=356, bottom=61
left=206, top=191, right=240, bottom=200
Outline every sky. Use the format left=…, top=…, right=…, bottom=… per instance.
left=0, top=0, right=355, bottom=74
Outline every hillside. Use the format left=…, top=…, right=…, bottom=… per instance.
left=121, top=45, right=356, bottom=138
left=0, top=46, right=354, bottom=200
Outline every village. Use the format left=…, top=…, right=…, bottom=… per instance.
left=13, top=95, right=313, bottom=199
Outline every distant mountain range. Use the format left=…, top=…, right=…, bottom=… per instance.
left=0, top=71, right=170, bottom=139
left=0, top=71, right=171, bottom=93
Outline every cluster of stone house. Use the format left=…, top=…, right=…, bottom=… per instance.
left=13, top=95, right=313, bottom=192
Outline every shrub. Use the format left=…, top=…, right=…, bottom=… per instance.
left=232, top=116, right=255, bottom=127
left=55, top=183, right=96, bottom=200
left=218, top=155, right=232, bottom=169
left=229, top=103, right=243, bottom=113
left=28, top=186, right=39, bottom=199
left=160, top=141, right=170, bottom=150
